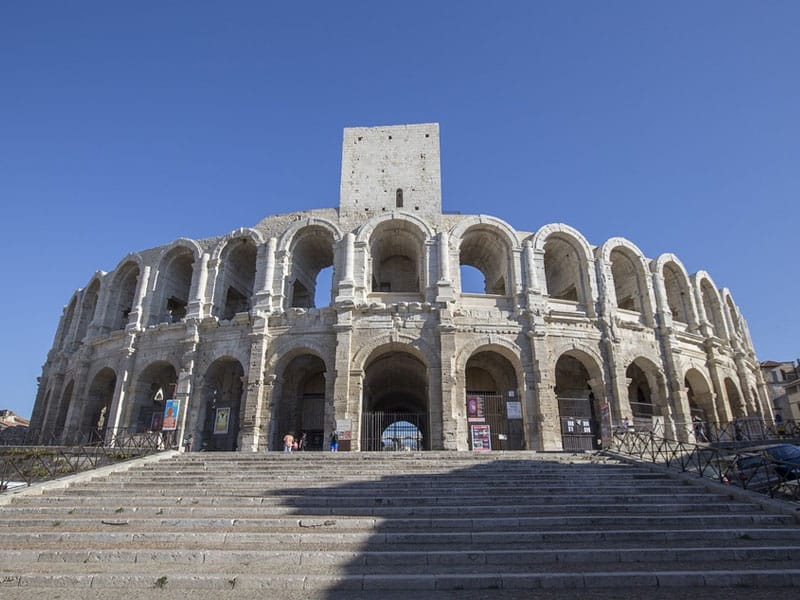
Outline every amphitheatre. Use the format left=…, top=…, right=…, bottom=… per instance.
left=30, top=122, right=768, bottom=454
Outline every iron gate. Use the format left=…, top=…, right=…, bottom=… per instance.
left=361, top=412, right=428, bottom=451
left=558, top=396, right=599, bottom=451
left=466, top=393, right=524, bottom=451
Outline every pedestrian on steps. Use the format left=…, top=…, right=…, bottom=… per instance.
left=283, top=432, right=295, bottom=453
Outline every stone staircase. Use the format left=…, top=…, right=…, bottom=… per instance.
left=1, top=450, right=799, bottom=598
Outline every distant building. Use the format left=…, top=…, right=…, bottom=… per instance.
left=760, top=360, right=800, bottom=421
left=0, top=410, right=30, bottom=444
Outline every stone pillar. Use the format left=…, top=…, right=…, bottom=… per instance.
left=335, top=233, right=356, bottom=304
left=203, top=257, right=220, bottom=318
left=254, top=238, right=277, bottom=311
left=238, top=316, right=270, bottom=452
left=528, top=332, right=560, bottom=450
left=173, top=322, right=200, bottom=452
left=435, top=231, right=455, bottom=303
left=127, top=265, right=151, bottom=329
left=438, top=310, right=460, bottom=449
left=332, top=310, right=355, bottom=449
left=187, top=253, right=209, bottom=319
left=107, top=349, right=137, bottom=445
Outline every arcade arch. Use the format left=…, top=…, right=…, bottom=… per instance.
left=195, top=358, right=245, bottom=451
left=82, top=368, right=116, bottom=442
left=465, top=350, right=523, bottom=450
left=273, top=354, right=327, bottom=450
left=75, top=279, right=100, bottom=343
left=109, top=262, right=140, bottom=331
left=661, top=261, right=692, bottom=326
left=126, top=361, right=177, bottom=433
left=458, top=226, right=512, bottom=295
left=150, top=245, right=195, bottom=325
left=361, top=349, right=429, bottom=451
left=554, top=353, right=602, bottom=450
left=368, top=220, right=425, bottom=294
left=215, top=237, right=257, bottom=320
left=288, top=226, right=335, bottom=309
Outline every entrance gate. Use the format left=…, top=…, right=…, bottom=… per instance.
left=558, top=396, right=599, bottom=451
left=466, top=393, right=524, bottom=451
left=361, top=412, right=428, bottom=451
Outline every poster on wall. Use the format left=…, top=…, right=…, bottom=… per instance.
left=162, top=399, right=179, bottom=431
left=336, top=419, right=352, bottom=441
left=470, top=424, right=491, bottom=452
left=467, top=395, right=485, bottom=421
left=214, top=407, right=230, bottom=435
left=506, top=401, right=522, bottom=419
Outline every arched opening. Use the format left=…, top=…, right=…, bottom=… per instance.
left=685, top=369, right=714, bottom=421
left=75, top=280, right=100, bottom=343
left=700, top=280, right=726, bottom=338
left=662, top=262, right=690, bottom=325
left=555, top=354, right=600, bottom=450
left=274, top=354, right=327, bottom=451
left=193, top=358, right=244, bottom=452
left=216, top=238, right=257, bottom=320
left=369, top=221, right=424, bottom=294
left=465, top=350, right=524, bottom=450
left=57, top=298, right=77, bottom=350
left=458, top=227, right=510, bottom=295
left=544, top=236, right=585, bottom=305
left=82, top=368, right=116, bottom=443
left=725, top=377, right=745, bottom=419
left=361, top=349, right=429, bottom=451
left=610, top=248, right=643, bottom=312
left=151, top=247, right=195, bottom=325
left=110, top=263, right=140, bottom=331
left=127, top=362, right=177, bottom=433
left=288, top=227, right=335, bottom=309
left=626, top=361, right=664, bottom=432
left=51, top=380, right=75, bottom=443
left=726, top=296, right=743, bottom=337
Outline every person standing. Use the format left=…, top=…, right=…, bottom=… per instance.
left=283, top=432, right=295, bottom=453
left=330, top=431, right=339, bottom=452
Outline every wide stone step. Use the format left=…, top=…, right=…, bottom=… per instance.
left=1, top=546, right=799, bottom=574
left=1, top=568, right=799, bottom=593
left=0, top=513, right=791, bottom=533
left=0, top=500, right=760, bottom=518
left=3, top=527, right=800, bottom=550
left=55, top=483, right=686, bottom=496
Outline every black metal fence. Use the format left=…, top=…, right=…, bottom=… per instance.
left=0, top=426, right=176, bottom=493
left=608, top=429, right=800, bottom=502
left=361, top=412, right=428, bottom=452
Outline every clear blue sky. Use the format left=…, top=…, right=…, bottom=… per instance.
left=2, top=2, right=799, bottom=419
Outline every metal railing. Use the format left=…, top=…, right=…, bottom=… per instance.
left=608, top=429, right=800, bottom=502
left=0, top=426, right=176, bottom=493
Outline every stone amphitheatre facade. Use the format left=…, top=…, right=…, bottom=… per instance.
left=31, top=123, right=770, bottom=452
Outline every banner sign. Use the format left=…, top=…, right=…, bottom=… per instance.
left=162, top=399, right=179, bottom=431
left=470, top=424, right=491, bottom=452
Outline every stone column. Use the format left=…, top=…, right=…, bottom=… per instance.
left=238, top=316, right=270, bottom=452
left=254, top=238, right=277, bottom=311
left=335, top=233, right=356, bottom=304
left=332, top=310, right=355, bottom=449
left=528, top=332, right=560, bottom=450
left=438, top=310, right=460, bottom=449
left=187, top=253, right=209, bottom=319
left=127, top=265, right=151, bottom=329
left=435, top=231, right=455, bottom=303
left=173, top=322, right=200, bottom=452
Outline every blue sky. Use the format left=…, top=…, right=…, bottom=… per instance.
left=2, top=2, right=799, bottom=419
